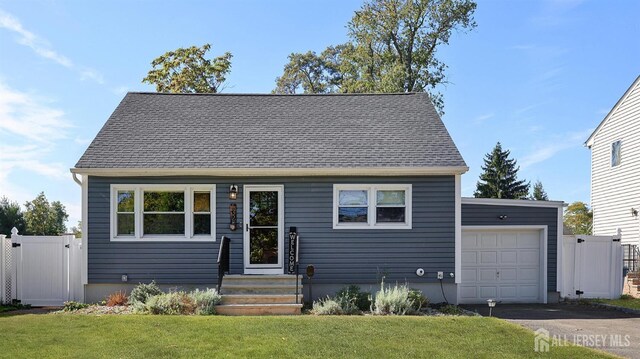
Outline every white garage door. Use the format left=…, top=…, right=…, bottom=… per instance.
left=459, top=229, right=544, bottom=304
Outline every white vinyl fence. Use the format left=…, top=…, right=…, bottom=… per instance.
left=1, top=228, right=83, bottom=306
left=562, top=235, right=623, bottom=299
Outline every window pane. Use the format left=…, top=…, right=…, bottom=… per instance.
left=193, top=191, right=210, bottom=212
left=193, top=213, right=211, bottom=235
left=612, top=141, right=621, bottom=166
left=338, top=207, right=368, bottom=223
left=376, top=207, right=406, bottom=223
left=117, top=213, right=135, bottom=236
left=250, top=191, right=278, bottom=226
left=144, top=191, right=184, bottom=212
left=339, top=190, right=368, bottom=205
left=117, top=191, right=135, bottom=212
left=376, top=190, right=405, bottom=205
left=144, top=214, right=185, bottom=235
left=249, top=228, right=279, bottom=264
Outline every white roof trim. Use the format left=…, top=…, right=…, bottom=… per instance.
left=70, top=166, right=469, bottom=177
left=462, top=197, right=566, bottom=208
left=585, top=75, right=640, bottom=148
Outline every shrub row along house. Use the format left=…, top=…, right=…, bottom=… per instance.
left=72, top=92, right=564, bottom=313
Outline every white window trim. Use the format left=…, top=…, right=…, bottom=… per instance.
left=332, top=184, right=412, bottom=229
left=110, top=184, right=216, bottom=242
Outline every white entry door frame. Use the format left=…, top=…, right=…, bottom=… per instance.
left=243, top=185, right=284, bottom=274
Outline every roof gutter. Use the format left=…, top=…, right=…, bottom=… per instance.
left=70, top=166, right=469, bottom=177
left=72, top=172, right=83, bottom=186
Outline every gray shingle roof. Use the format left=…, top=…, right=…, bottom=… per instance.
left=75, top=92, right=466, bottom=170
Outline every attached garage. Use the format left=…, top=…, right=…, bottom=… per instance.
left=459, top=198, right=564, bottom=304
left=459, top=227, right=545, bottom=304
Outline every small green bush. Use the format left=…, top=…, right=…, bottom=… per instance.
left=620, top=294, right=635, bottom=300
left=189, top=288, right=221, bottom=315
left=311, top=297, right=344, bottom=315
left=372, top=281, right=413, bottom=315
left=438, top=304, right=464, bottom=315
left=408, top=289, right=429, bottom=312
left=129, top=281, right=163, bottom=306
left=63, top=301, right=89, bottom=312
left=144, top=291, right=196, bottom=315
left=336, top=285, right=371, bottom=312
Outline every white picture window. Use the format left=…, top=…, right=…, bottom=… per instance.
left=333, top=184, right=412, bottom=229
left=611, top=140, right=621, bottom=167
left=111, top=185, right=216, bottom=241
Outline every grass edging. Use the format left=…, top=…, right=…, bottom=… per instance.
left=587, top=301, right=640, bottom=315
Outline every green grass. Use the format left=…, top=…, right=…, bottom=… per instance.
left=592, top=296, right=640, bottom=310
left=0, top=306, right=15, bottom=313
left=0, top=314, right=614, bottom=358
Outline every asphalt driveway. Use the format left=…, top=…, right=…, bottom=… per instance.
left=462, top=303, right=640, bottom=358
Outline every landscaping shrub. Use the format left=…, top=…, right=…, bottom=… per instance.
left=63, top=301, right=89, bottom=312
left=311, top=297, right=344, bottom=315
left=372, top=281, right=413, bottom=315
left=408, top=289, right=429, bottom=311
left=336, top=285, right=371, bottom=312
left=620, top=294, right=635, bottom=300
left=189, top=288, right=221, bottom=315
left=106, top=291, right=128, bottom=307
left=438, top=304, right=464, bottom=315
left=129, top=281, right=162, bottom=306
left=144, top=291, right=196, bottom=315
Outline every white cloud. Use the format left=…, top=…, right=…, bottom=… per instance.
left=0, top=8, right=104, bottom=83
left=520, top=128, right=593, bottom=169
left=473, top=113, right=494, bottom=124
left=112, top=85, right=129, bottom=96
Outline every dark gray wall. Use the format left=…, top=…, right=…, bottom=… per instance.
left=88, top=176, right=455, bottom=286
left=461, top=204, right=560, bottom=292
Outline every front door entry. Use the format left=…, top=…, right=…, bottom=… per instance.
left=243, top=185, right=284, bottom=274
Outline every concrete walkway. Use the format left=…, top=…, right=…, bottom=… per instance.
left=462, top=303, right=640, bottom=358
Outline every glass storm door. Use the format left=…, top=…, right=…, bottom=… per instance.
left=243, top=185, right=284, bottom=274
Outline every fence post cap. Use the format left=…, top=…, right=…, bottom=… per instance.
left=10, top=227, right=18, bottom=236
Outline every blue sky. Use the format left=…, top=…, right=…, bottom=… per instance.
left=0, top=0, right=638, bottom=228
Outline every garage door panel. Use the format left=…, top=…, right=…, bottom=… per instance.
left=480, top=234, right=498, bottom=248
left=460, top=229, right=542, bottom=304
left=479, top=268, right=497, bottom=281
left=480, top=251, right=498, bottom=264
left=500, top=251, right=517, bottom=264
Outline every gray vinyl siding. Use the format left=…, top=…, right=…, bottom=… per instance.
left=88, top=176, right=455, bottom=285
left=461, top=204, right=559, bottom=292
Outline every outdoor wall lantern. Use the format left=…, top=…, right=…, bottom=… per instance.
left=229, top=185, right=238, bottom=200
left=632, top=208, right=638, bottom=217
left=498, top=215, right=508, bottom=220
left=229, top=204, right=238, bottom=231
left=487, top=299, right=496, bottom=317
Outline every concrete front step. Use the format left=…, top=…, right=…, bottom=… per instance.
left=221, top=284, right=300, bottom=295
left=221, top=294, right=303, bottom=305
left=222, top=275, right=302, bottom=286
left=215, top=303, right=302, bottom=315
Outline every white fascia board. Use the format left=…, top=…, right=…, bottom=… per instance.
left=461, top=197, right=566, bottom=208
left=70, top=166, right=470, bottom=177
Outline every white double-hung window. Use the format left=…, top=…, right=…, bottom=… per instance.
left=111, top=184, right=216, bottom=241
left=333, top=184, right=412, bottom=229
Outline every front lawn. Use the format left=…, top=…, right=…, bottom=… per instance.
left=0, top=315, right=613, bottom=358
left=592, top=296, right=640, bottom=311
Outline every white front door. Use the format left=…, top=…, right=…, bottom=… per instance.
left=459, top=229, right=544, bottom=304
left=243, top=185, right=284, bottom=274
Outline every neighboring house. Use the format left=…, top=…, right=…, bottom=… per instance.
left=72, top=92, right=564, bottom=308
left=586, top=75, right=640, bottom=246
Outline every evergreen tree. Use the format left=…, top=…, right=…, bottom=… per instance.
left=0, top=196, right=26, bottom=236
left=531, top=180, right=549, bottom=201
left=474, top=142, right=530, bottom=199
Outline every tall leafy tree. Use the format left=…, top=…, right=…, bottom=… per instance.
left=142, top=44, right=232, bottom=93
left=474, top=142, right=530, bottom=199
left=530, top=180, right=549, bottom=201
left=24, top=192, right=69, bottom=235
left=564, top=202, right=592, bottom=235
left=273, top=0, right=477, bottom=114
left=0, top=196, right=26, bottom=237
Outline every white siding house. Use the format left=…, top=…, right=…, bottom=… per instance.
left=586, top=75, right=640, bottom=245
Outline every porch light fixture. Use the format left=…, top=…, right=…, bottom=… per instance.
left=498, top=215, right=508, bottom=220
left=487, top=299, right=496, bottom=317
left=632, top=208, right=638, bottom=217
left=229, top=185, right=238, bottom=200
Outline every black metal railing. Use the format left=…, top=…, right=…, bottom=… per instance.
left=623, top=244, right=639, bottom=273
left=217, top=236, right=230, bottom=293
left=295, top=234, right=300, bottom=304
